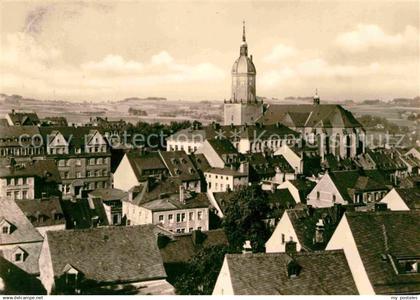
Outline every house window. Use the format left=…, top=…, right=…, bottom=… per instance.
left=58, top=159, right=65, bottom=167
left=66, top=160, right=71, bottom=167
left=181, top=213, right=186, bottom=222
left=158, top=215, right=164, bottom=223
left=281, top=233, right=285, bottom=244
left=2, top=226, right=9, bottom=234
left=189, top=212, right=194, bottom=221
left=168, top=214, right=173, bottom=223
left=22, top=190, right=27, bottom=199
left=317, top=191, right=320, bottom=199
left=189, top=227, right=193, bottom=232
left=89, top=158, right=95, bottom=165
left=176, top=213, right=181, bottom=223
left=15, top=253, right=23, bottom=262
left=332, top=194, right=336, bottom=202
left=197, top=211, right=203, bottom=220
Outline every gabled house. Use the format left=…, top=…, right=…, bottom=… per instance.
left=5, top=110, right=40, bottom=126
left=0, top=199, right=44, bottom=277
left=39, top=225, right=175, bottom=295
left=158, top=150, right=202, bottom=192
left=326, top=211, right=420, bottom=295
left=266, top=205, right=345, bottom=253
left=113, top=151, right=168, bottom=191
left=196, top=138, right=241, bottom=169
left=277, top=178, right=316, bottom=204
left=123, top=178, right=210, bottom=233
left=380, top=187, right=420, bottom=211
left=307, top=170, right=389, bottom=207
left=274, top=144, right=303, bottom=174
left=16, top=197, right=66, bottom=237
left=0, top=158, right=62, bottom=201
left=212, top=250, right=358, bottom=295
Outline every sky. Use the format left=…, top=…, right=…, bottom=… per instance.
left=0, top=0, right=419, bottom=102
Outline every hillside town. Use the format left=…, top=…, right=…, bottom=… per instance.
left=0, top=22, right=419, bottom=296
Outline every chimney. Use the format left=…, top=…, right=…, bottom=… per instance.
left=192, top=230, right=206, bottom=246
left=12, top=109, right=15, bottom=114
left=242, top=240, right=252, bottom=254
left=314, top=219, right=325, bottom=244
left=287, top=260, right=301, bottom=278
left=285, top=239, right=297, bottom=254
left=239, top=161, right=249, bottom=174
left=179, top=185, right=186, bottom=204
left=375, top=202, right=388, bottom=212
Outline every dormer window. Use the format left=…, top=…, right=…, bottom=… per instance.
left=2, top=226, right=9, bottom=234
left=397, top=258, right=420, bottom=274
left=0, top=219, right=13, bottom=235
left=13, top=247, right=26, bottom=263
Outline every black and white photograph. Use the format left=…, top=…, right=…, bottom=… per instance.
left=0, top=0, right=419, bottom=296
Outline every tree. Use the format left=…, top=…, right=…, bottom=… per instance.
left=174, top=245, right=229, bottom=295
left=222, top=185, right=270, bottom=252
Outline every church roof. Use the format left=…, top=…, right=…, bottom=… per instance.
left=258, top=104, right=362, bottom=128
left=232, top=55, right=256, bottom=74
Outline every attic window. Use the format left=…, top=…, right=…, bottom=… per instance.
left=2, top=226, right=9, bottom=234
left=15, top=253, right=23, bottom=262
left=397, top=259, right=420, bottom=274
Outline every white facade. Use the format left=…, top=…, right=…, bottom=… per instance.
left=195, top=140, right=226, bottom=168
left=204, top=171, right=248, bottom=193
left=0, top=176, right=35, bottom=200
left=212, top=257, right=235, bottom=295
left=123, top=201, right=209, bottom=233
left=166, top=139, right=202, bottom=155
left=326, top=215, right=375, bottom=295
left=113, top=154, right=141, bottom=191
left=307, top=173, right=347, bottom=208
left=265, top=211, right=301, bottom=253
left=380, top=188, right=410, bottom=211
left=274, top=145, right=303, bottom=174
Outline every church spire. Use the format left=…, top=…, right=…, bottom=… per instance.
left=240, top=20, right=248, bottom=56
left=313, top=88, right=320, bottom=105
left=242, top=20, right=246, bottom=42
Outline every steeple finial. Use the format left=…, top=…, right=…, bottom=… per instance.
left=242, top=20, right=246, bottom=42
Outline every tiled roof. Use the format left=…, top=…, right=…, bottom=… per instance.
left=258, top=104, right=362, bottom=128
left=0, top=242, right=43, bottom=275
left=0, top=198, right=43, bottom=245
left=159, top=229, right=228, bottom=264
left=60, top=198, right=109, bottom=229
left=88, top=188, right=127, bottom=202
left=329, top=170, right=389, bottom=203
left=189, top=153, right=211, bottom=172
left=289, top=178, right=316, bottom=203
left=46, top=225, right=167, bottom=283
left=7, top=112, right=40, bottom=125
left=286, top=206, right=345, bottom=251
left=140, top=192, right=210, bottom=212
left=345, top=211, right=420, bottom=294
left=0, top=159, right=61, bottom=184
left=0, top=126, right=40, bottom=147
left=207, top=139, right=238, bottom=156
left=395, top=188, right=420, bottom=210
left=126, top=152, right=167, bottom=181
left=0, top=255, right=46, bottom=294
left=367, top=149, right=408, bottom=171
left=15, top=197, right=65, bottom=228
left=225, top=250, right=358, bottom=295
left=159, top=151, right=201, bottom=181
left=39, top=126, right=105, bottom=149
left=205, top=167, right=248, bottom=177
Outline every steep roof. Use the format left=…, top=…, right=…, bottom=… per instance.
left=345, top=211, right=420, bottom=294
left=126, top=151, right=167, bottom=181
left=159, top=229, right=228, bottom=264
left=286, top=206, right=345, bottom=251
left=225, top=250, right=358, bottom=295
left=258, top=104, right=362, bottom=128
left=159, top=151, right=201, bottom=181
left=394, top=188, right=420, bottom=210
left=7, top=112, right=40, bottom=126
left=88, top=188, right=127, bottom=202
left=207, top=139, right=238, bottom=156
left=0, top=126, right=40, bottom=147
left=15, top=197, right=65, bottom=228
left=39, top=126, right=106, bottom=149
left=0, top=159, right=61, bottom=184
left=0, top=198, right=43, bottom=245
left=46, top=225, right=167, bottom=283
left=140, top=192, right=210, bottom=212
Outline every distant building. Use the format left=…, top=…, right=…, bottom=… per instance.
left=5, top=110, right=40, bottom=126
left=15, top=197, right=66, bottom=237
left=40, top=117, right=68, bottom=127
left=0, top=159, right=62, bottom=200
left=39, top=127, right=111, bottom=199
left=0, top=126, right=44, bottom=159
left=212, top=250, right=358, bottom=295
left=307, top=170, right=389, bottom=207
left=327, top=211, right=420, bottom=294
left=39, top=225, right=175, bottom=294
left=265, top=205, right=345, bottom=253
left=0, top=199, right=44, bottom=277
left=380, top=187, right=420, bottom=211
left=123, top=178, right=210, bottom=233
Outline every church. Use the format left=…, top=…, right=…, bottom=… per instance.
left=224, top=23, right=366, bottom=159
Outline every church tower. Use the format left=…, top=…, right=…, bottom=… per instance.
left=231, top=21, right=257, bottom=102
left=224, top=22, right=263, bottom=125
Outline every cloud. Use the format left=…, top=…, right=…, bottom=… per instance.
left=263, top=43, right=296, bottom=63
left=0, top=33, right=225, bottom=100
left=335, top=24, right=419, bottom=52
